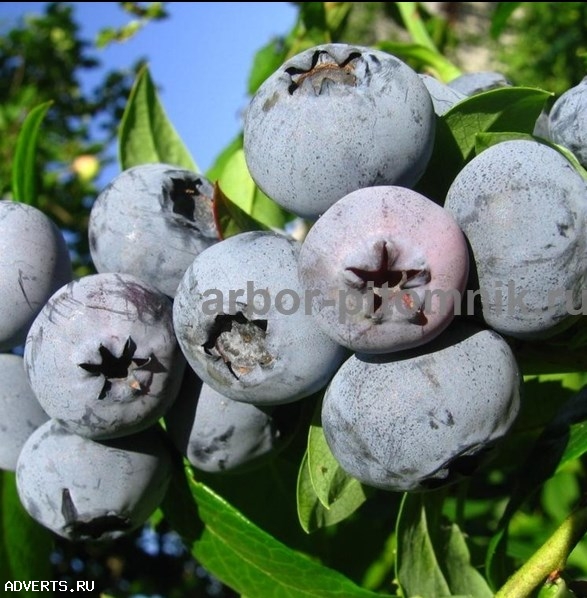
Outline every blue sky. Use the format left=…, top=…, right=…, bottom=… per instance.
left=0, top=2, right=298, bottom=176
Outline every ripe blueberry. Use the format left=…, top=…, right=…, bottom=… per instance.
left=447, top=71, right=512, bottom=96
left=165, top=367, right=301, bottom=473
left=444, top=139, right=587, bottom=339
left=548, top=76, right=587, bottom=169
left=173, top=231, right=347, bottom=405
left=418, top=74, right=466, bottom=116
left=16, top=420, right=173, bottom=542
left=0, top=201, right=72, bottom=351
left=321, top=320, right=521, bottom=492
left=244, top=43, right=435, bottom=219
left=88, top=163, right=221, bottom=297
left=298, top=186, right=469, bottom=353
left=0, top=354, right=49, bottom=471
left=24, top=272, right=186, bottom=439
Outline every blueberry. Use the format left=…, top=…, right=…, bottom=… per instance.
left=173, top=231, right=347, bottom=405
left=243, top=43, right=435, bottom=219
left=88, top=163, right=221, bottom=297
left=0, top=201, right=72, bottom=351
left=23, top=272, right=186, bottom=439
left=321, top=320, right=521, bottom=492
left=548, top=77, right=587, bottom=169
left=444, top=139, right=587, bottom=339
left=447, top=71, right=512, bottom=96
left=298, top=186, right=469, bottom=353
left=164, top=367, right=301, bottom=473
left=16, top=420, right=173, bottom=542
left=0, top=354, right=49, bottom=471
left=418, top=73, right=466, bottom=116
left=533, top=109, right=551, bottom=140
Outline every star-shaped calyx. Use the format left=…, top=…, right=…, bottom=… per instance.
left=343, top=240, right=430, bottom=322
left=78, top=337, right=165, bottom=400
left=285, top=49, right=363, bottom=95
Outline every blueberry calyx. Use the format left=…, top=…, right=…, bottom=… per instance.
left=343, top=240, right=430, bottom=319
left=61, top=488, right=132, bottom=541
left=78, top=336, right=165, bottom=400
left=165, top=176, right=215, bottom=236
left=285, top=49, right=364, bottom=95
left=202, top=312, right=272, bottom=379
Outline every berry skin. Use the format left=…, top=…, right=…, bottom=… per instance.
left=548, top=76, right=587, bottom=169
left=16, top=420, right=173, bottom=542
left=244, top=43, right=435, bottom=219
left=418, top=73, right=466, bottom=116
left=444, top=139, right=587, bottom=339
left=24, top=272, right=186, bottom=439
left=165, top=368, right=301, bottom=473
left=321, top=320, right=521, bottom=492
left=0, top=354, right=49, bottom=471
left=298, top=186, right=469, bottom=353
left=447, top=71, right=512, bottom=96
left=173, top=231, right=348, bottom=405
left=88, top=163, right=221, bottom=297
left=0, top=201, right=72, bottom=351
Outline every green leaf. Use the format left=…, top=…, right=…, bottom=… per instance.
left=11, top=101, right=52, bottom=205
left=118, top=65, right=197, bottom=171
left=537, top=575, right=577, bottom=598
left=216, top=148, right=262, bottom=215
left=296, top=451, right=367, bottom=534
left=550, top=140, right=587, bottom=180
left=377, top=41, right=462, bottom=83
left=445, top=87, right=551, bottom=161
left=1, top=470, right=53, bottom=584
left=486, top=526, right=512, bottom=594
left=520, top=383, right=587, bottom=493
left=561, top=318, right=587, bottom=350
left=394, top=3, right=439, bottom=52
left=486, top=384, right=587, bottom=588
left=558, top=421, right=587, bottom=469
left=396, top=493, right=492, bottom=598
left=324, top=2, right=352, bottom=39
left=307, top=422, right=367, bottom=511
left=416, top=86, right=552, bottom=203
left=298, top=2, right=330, bottom=44
left=490, top=3, right=522, bottom=39
left=205, top=133, right=243, bottom=182
left=212, top=182, right=269, bottom=240
left=248, top=38, right=289, bottom=95
left=0, top=473, right=10, bottom=586
left=217, top=149, right=294, bottom=230
left=443, top=521, right=494, bottom=597
left=395, top=493, right=451, bottom=597
left=188, top=475, right=393, bottom=597
left=542, top=467, right=580, bottom=524
left=510, top=377, right=576, bottom=436
left=296, top=452, right=327, bottom=533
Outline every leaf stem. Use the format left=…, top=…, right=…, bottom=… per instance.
left=392, top=3, right=462, bottom=81
left=395, top=2, right=436, bottom=52
left=495, top=500, right=587, bottom=598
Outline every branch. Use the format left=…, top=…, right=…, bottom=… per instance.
left=495, top=500, right=587, bottom=598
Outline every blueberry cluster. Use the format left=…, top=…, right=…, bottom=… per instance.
left=0, top=170, right=307, bottom=542
left=241, top=43, right=587, bottom=491
left=0, top=205, right=169, bottom=541
left=2, top=41, right=587, bottom=541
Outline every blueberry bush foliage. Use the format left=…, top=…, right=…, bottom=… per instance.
left=3, top=2, right=587, bottom=597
